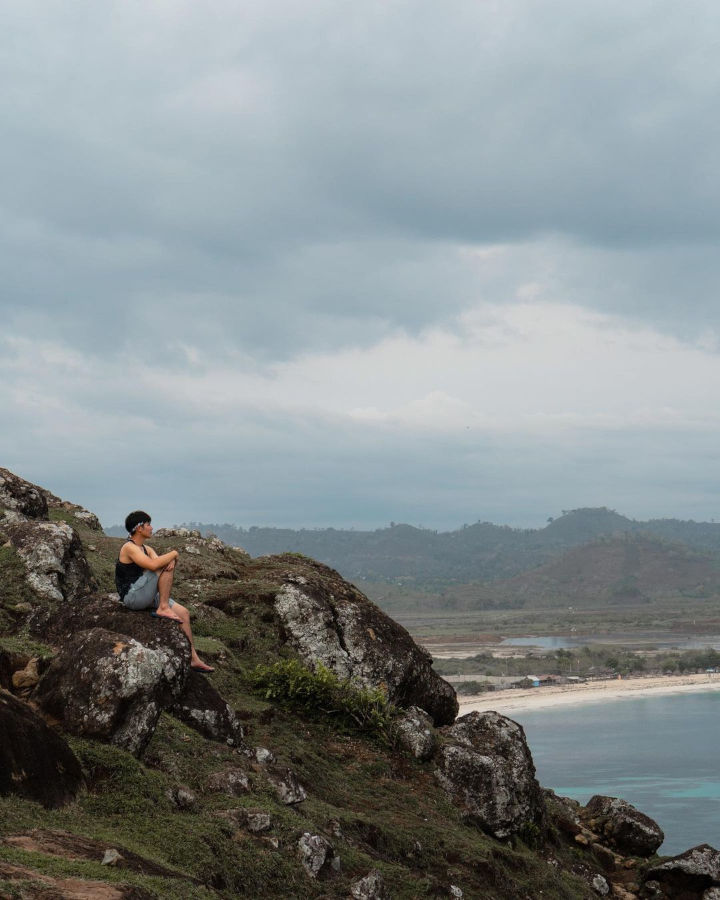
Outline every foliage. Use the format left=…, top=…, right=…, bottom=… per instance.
left=433, top=643, right=720, bottom=679
left=161, top=508, right=720, bottom=592
left=249, top=658, right=396, bottom=740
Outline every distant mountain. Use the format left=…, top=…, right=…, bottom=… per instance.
left=487, top=533, right=720, bottom=609
left=105, top=507, right=720, bottom=587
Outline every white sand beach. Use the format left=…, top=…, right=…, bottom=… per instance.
left=458, top=672, right=720, bottom=715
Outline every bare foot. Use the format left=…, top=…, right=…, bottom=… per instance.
left=190, top=658, right=215, bottom=673
left=154, top=607, right=182, bottom=622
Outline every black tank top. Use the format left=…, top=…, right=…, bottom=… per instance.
left=115, top=540, right=150, bottom=599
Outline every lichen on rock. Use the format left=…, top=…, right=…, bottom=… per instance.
left=434, top=710, right=546, bottom=840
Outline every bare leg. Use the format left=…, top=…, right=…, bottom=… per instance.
left=170, top=601, right=214, bottom=672
left=156, top=566, right=182, bottom=621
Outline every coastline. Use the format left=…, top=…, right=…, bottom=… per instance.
left=458, top=672, right=720, bottom=715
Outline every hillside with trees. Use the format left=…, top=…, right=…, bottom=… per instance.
left=106, top=508, right=720, bottom=590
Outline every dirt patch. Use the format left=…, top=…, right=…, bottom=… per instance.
left=0, top=858, right=149, bottom=898
left=3, top=829, right=190, bottom=879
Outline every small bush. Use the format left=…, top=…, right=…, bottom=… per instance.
left=249, top=658, right=396, bottom=740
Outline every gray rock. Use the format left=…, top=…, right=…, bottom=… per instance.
left=4, top=518, right=96, bottom=603
left=267, top=766, right=307, bottom=804
left=394, top=705, right=437, bottom=760
left=169, top=785, right=198, bottom=810
left=205, top=768, right=251, bottom=795
left=273, top=562, right=458, bottom=725
left=584, top=795, right=664, bottom=857
left=34, top=621, right=189, bottom=757
left=246, top=811, right=272, bottom=833
left=592, top=874, right=610, bottom=895
left=101, top=849, right=123, bottom=866
left=703, top=889, right=720, bottom=899
left=449, top=888, right=463, bottom=899
left=253, top=746, right=275, bottom=764
left=297, top=832, right=336, bottom=879
left=350, top=869, right=388, bottom=899
left=434, top=711, right=545, bottom=840
left=0, top=468, right=48, bottom=518
left=226, top=809, right=273, bottom=833
left=170, top=671, right=245, bottom=746
left=0, top=690, right=83, bottom=808
left=644, top=844, right=720, bottom=894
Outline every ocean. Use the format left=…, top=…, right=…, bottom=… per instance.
left=514, top=691, right=720, bottom=855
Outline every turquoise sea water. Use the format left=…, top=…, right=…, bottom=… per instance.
left=514, top=691, right=720, bottom=854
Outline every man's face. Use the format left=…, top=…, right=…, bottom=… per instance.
left=138, top=521, right=153, bottom=537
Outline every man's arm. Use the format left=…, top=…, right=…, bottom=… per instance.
left=125, top=543, right=178, bottom=572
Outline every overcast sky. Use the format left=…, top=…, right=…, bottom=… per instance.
left=3, top=0, right=720, bottom=531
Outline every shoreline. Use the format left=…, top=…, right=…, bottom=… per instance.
left=458, top=672, right=720, bottom=715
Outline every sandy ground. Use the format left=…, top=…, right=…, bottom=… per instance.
left=458, top=672, right=720, bottom=715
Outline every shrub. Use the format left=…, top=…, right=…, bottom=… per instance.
left=249, top=658, right=396, bottom=739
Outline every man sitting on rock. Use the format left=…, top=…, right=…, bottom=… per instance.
left=115, top=510, right=214, bottom=673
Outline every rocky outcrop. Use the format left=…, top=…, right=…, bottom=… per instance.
left=642, top=844, right=720, bottom=897
left=34, top=625, right=189, bottom=756
left=0, top=467, right=48, bottom=518
left=40, top=488, right=104, bottom=532
left=0, top=469, right=97, bottom=608
left=0, top=690, right=84, bottom=807
left=584, top=795, right=664, bottom=857
left=3, top=517, right=96, bottom=603
left=272, top=563, right=458, bottom=725
left=434, top=711, right=545, bottom=840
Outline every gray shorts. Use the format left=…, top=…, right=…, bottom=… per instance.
left=122, top=571, right=175, bottom=611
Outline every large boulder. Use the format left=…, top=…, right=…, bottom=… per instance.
left=33, top=598, right=196, bottom=756
left=643, top=845, right=720, bottom=896
left=272, top=563, right=458, bottom=725
left=0, top=468, right=48, bottom=518
left=0, top=690, right=83, bottom=807
left=3, top=518, right=96, bottom=603
left=434, top=711, right=546, bottom=840
left=584, top=795, right=664, bottom=857
left=34, top=625, right=189, bottom=756
left=35, top=596, right=244, bottom=755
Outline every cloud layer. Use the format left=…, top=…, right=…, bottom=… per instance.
left=2, top=1, right=720, bottom=528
